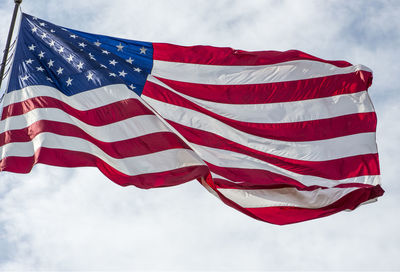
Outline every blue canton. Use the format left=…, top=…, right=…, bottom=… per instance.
left=7, top=13, right=153, bottom=96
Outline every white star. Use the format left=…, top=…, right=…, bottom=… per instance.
left=38, top=51, right=45, bottom=59
left=126, top=57, right=134, bottom=64
left=28, top=44, right=36, bottom=51
left=100, top=64, right=107, bottom=68
left=58, top=46, right=64, bottom=53
left=66, top=54, right=74, bottom=63
left=25, top=59, right=34, bottom=64
left=129, top=84, right=136, bottom=90
left=49, top=40, right=55, bottom=47
left=21, top=75, right=29, bottom=81
left=139, top=47, right=147, bottom=54
left=109, top=73, right=117, bottom=77
left=32, top=16, right=38, bottom=20
left=39, top=22, right=46, bottom=27
left=88, top=52, right=96, bottom=60
left=48, top=59, right=54, bottom=67
left=50, top=29, right=56, bottom=33
left=41, top=33, right=47, bottom=39
left=78, top=42, right=87, bottom=48
left=94, top=40, right=101, bottom=47
left=46, top=77, right=53, bottom=82
left=134, top=67, right=142, bottom=73
left=109, top=59, right=118, bottom=66
left=102, top=49, right=110, bottom=55
left=56, top=67, right=64, bottom=75
left=61, top=28, right=68, bottom=31
left=86, top=71, right=94, bottom=81
left=76, top=61, right=84, bottom=70
left=119, top=70, right=127, bottom=77
left=70, top=34, right=77, bottom=39
left=31, top=26, right=38, bottom=33
left=116, top=43, right=124, bottom=51
left=36, top=66, right=44, bottom=72
left=66, top=77, right=73, bottom=86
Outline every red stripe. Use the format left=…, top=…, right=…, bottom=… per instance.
left=208, top=163, right=377, bottom=190
left=0, top=147, right=209, bottom=189
left=153, top=43, right=353, bottom=67
left=245, top=185, right=384, bottom=225
left=1, top=96, right=152, bottom=125
left=208, top=163, right=308, bottom=190
left=168, top=121, right=380, bottom=180
left=0, top=120, right=191, bottom=158
left=201, top=175, right=384, bottom=225
left=143, top=81, right=377, bottom=142
left=153, top=70, right=372, bottom=104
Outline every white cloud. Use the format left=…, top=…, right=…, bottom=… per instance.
left=0, top=0, right=399, bottom=270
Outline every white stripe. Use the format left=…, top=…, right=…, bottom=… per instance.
left=1, top=84, right=137, bottom=108
left=0, top=107, right=170, bottom=142
left=210, top=172, right=246, bottom=184
left=0, top=132, right=206, bottom=175
left=148, top=76, right=373, bottom=123
left=194, top=143, right=380, bottom=187
left=218, top=186, right=359, bottom=208
left=152, top=59, right=371, bottom=85
left=142, top=96, right=378, bottom=161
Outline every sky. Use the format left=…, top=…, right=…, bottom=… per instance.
left=0, top=0, right=399, bottom=270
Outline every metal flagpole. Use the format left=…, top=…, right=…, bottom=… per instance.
left=0, top=0, right=23, bottom=89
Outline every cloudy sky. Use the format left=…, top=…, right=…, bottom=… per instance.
left=0, top=0, right=399, bottom=270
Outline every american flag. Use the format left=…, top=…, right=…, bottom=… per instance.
left=0, top=13, right=383, bottom=224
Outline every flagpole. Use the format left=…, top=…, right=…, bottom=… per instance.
left=0, top=0, right=22, bottom=89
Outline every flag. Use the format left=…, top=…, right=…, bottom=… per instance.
left=0, top=13, right=383, bottom=225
